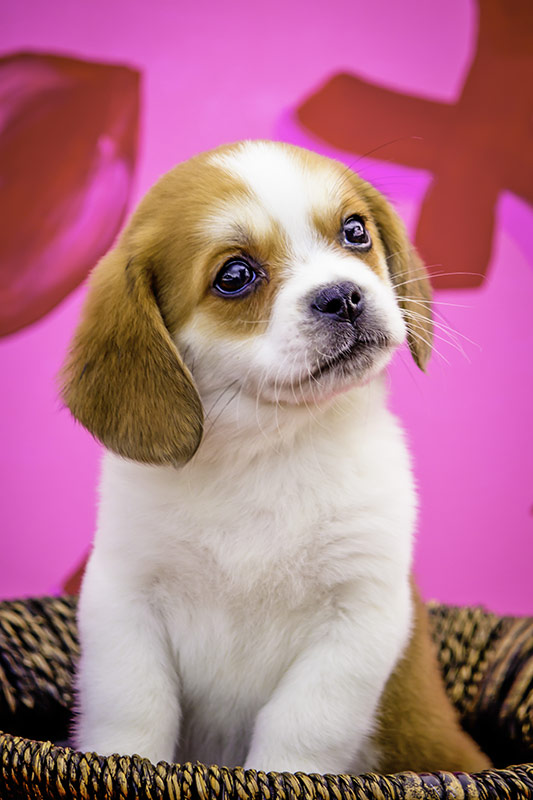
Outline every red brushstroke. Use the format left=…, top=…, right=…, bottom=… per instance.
left=297, top=0, right=533, bottom=289
left=0, top=52, right=140, bottom=335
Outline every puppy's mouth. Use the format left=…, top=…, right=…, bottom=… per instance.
left=258, top=329, right=394, bottom=407
left=310, top=334, right=389, bottom=378
left=310, top=331, right=392, bottom=380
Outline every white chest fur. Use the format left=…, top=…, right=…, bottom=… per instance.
left=78, top=386, right=417, bottom=771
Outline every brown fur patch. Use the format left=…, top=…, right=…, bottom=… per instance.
left=373, top=585, right=491, bottom=772
left=60, top=245, right=203, bottom=465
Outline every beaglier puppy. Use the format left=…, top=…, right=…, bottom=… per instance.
left=62, top=141, right=490, bottom=773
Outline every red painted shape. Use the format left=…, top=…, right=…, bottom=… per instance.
left=297, top=0, right=533, bottom=289
left=0, top=53, right=140, bottom=336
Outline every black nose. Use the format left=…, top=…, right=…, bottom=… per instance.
left=310, top=282, right=365, bottom=324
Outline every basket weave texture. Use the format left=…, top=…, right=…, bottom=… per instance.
left=0, top=596, right=532, bottom=800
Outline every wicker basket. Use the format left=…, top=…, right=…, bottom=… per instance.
left=0, top=596, right=532, bottom=799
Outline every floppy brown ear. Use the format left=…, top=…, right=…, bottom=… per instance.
left=60, top=245, right=203, bottom=464
left=365, top=186, right=433, bottom=370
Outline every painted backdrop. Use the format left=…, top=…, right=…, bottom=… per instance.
left=1, top=0, right=532, bottom=613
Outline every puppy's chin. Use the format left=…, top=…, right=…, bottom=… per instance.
left=256, top=339, right=398, bottom=408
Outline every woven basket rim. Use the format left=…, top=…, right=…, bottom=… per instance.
left=0, top=730, right=533, bottom=797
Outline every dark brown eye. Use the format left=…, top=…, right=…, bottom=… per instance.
left=213, top=259, right=257, bottom=296
left=342, top=215, right=371, bottom=250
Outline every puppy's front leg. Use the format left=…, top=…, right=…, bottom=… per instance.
left=244, top=580, right=410, bottom=775
left=75, top=556, right=179, bottom=764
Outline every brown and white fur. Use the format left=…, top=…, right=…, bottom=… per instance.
left=61, top=141, right=490, bottom=773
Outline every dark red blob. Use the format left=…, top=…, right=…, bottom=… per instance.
left=0, top=52, right=141, bottom=336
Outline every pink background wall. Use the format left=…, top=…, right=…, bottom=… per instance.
left=1, top=0, right=532, bottom=613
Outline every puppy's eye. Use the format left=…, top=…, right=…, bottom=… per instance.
left=342, top=215, right=371, bottom=250
left=213, top=259, right=258, bottom=296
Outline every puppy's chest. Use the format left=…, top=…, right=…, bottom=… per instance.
left=156, top=501, right=357, bottom=608
left=126, top=436, right=413, bottom=606
left=153, top=467, right=385, bottom=605
left=149, top=467, right=408, bottom=670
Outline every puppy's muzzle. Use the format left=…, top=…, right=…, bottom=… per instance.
left=310, top=282, right=365, bottom=325
left=306, top=280, right=392, bottom=379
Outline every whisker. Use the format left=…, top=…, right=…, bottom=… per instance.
left=234, top=360, right=260, bottom=435
left=304, top=351, right=321, bottom=411
left=347, top=136, right=424, bottom=172
left=297, top=357, right=326, bottom=430
left=392, top=270, right=484, bottom=291
left=327, top=137, right=424, bottom=201
left=404, top=314, right=469, bottom=361
left=404, top=318, right=450, bottom=366
left=384, top=246, right=418, bottom=263
left=254, top=359, right=278, bottom=449
left=400, top=296, right=471, bottom=310
left=203, top=379, right=240, bottom=423
left=273, top=352, right=296, bottom=440
left=403, top=307, right=480, bottom=350
left=204, top=386, right=241, bottom=436
left=235, top=318, right=271, bottom=325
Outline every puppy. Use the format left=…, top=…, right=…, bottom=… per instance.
left=61, top=141, right=490, bottom=773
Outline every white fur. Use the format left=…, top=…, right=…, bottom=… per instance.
left=212, top=142, right=332, bottom=242
left=75, top=142, right=418, bottom=774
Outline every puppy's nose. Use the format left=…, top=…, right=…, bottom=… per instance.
left=310, top=282, right=365, bottom=324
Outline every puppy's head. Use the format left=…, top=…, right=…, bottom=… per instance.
left=61, top=141, right=432, bottom=465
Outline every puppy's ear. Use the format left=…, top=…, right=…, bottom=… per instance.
left=60, top=246, right=203, bottom=464
left=365, top=186, right=433, bottom=370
